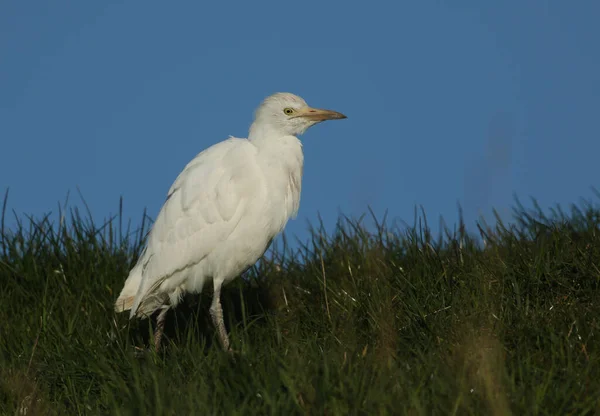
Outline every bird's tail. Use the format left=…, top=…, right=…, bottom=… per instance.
left=114, top=264, right=143, bottom=313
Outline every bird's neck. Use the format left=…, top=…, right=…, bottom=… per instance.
left=249, top=128, right=304, bottom=225
left=248, top=122, right=288, bottom=146
left=247, top=122, right=304, bottom=186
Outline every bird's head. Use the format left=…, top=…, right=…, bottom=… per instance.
left=249, top=92, right=346, bottom=139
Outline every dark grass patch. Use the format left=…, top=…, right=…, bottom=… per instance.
left=1, top=194, right=599, bottom=415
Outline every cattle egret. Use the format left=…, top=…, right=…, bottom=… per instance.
left=115, top=92, right=346, bottom=351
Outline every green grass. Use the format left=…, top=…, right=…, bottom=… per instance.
left=1, top=195, right=599, bottom=415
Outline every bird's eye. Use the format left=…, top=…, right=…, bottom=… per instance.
left=283, top=108, right=295, bottom=115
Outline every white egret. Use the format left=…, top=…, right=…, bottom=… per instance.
left=114, top=92, right=346, bottom=351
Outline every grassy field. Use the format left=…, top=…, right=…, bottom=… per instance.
left=1, top=195, right=599, bottom=415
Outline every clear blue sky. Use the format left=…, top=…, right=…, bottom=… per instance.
left=1, top=1, right=599, bottom=244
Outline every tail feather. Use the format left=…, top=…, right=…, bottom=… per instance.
left=114, top=295, right=135, bottom=312
left=114, top=264, right=143, bottom=315
left=115, top=256, right=184, bottom=319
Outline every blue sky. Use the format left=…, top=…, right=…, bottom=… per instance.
left=1, top=1, right=599, bottom=244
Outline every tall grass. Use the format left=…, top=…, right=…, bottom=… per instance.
left=1, top=193, right=599, bottom=415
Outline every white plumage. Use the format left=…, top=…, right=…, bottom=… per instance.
left=114, top=92, right=346, bottom=351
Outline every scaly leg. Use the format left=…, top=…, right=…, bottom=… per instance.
left=209, top=281, right=231, bottom=352
left=154, top=307, right=169, bottom=351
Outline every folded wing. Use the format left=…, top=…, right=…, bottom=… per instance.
left=116, top=138, right=260, bottom=317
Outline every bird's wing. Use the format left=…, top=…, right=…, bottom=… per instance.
left=128, top=137, right=260, bottom=317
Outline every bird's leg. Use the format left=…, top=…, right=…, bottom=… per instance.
left=153, top=307, right=169, bottom=351
left=209, top=281, right=231, bottom=352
